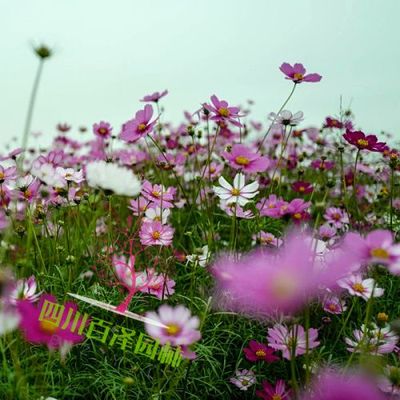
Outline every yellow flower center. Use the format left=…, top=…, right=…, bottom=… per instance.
left=218, top=107, right=230, bottom=117
left=370, top=248, right=389, bottom=259
left=357, top=139, right=369, bottom=147
left=299, top=186, right=305, bottom=192
left=242, top=378, right=249, bottom=386
left=24, top=190, right=31, bottom=199
left=272, top=395, right=282, bottom=400
left=271, top=273, right=297, bottom=299
left=235, top=156, right=250, bottom=166
left=39, top=320, right=58, bottom=335
left=332, top=213, right=341, bottom=220
left=165, top=324, right=181, bottom=336
left=328, top=303, right=337, bottom=311
left=293, top=213, right=302, bottom=219
left=231, top=188, right=241, bottom=196
left=210, top=167, right=216, bottom=173
left=293, top=72, right=304, bottom=81
left=152, top=231, right=161, bottom=240
left=255, top=349, right=266, bottom=358
left=151, top=190, right=161, bottom=198
left=0, top=172, right=4, bottom=180
left=138, top=123, right=147, bottom=132
left=352, top=282, right=365, bottom=293
left=98, top=127, right=108, bottom=135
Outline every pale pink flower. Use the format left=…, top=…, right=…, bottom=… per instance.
left=139, top=221, right=174, bottom=246
left=337, top=274, right=384, bottom=301
left=324, top=207, right=349, bottom=228
left=229, top=369, right=256, bottom=391
left=141, top=180, right=176, bottom=208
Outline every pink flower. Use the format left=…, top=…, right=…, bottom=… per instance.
left=129, top=196, right=153, bottom=215
left=279, top=62, right=322, bottom=83
left=301, top=369, right=386, bottom=400
left=203, top=95, right=243, bottom=127
left=230, top=369, right=256, bottom=391
left=324, top=207, right=349, bottom=228
left=311, top=159, right=335, bottom=171
left=257, top=195, right=289, bottom=218
left=256, top=379, right=291, bottom=400
left=17, top=294, right=86, bottom=350
left=337, top=273, right=384, bottom=301
left=120, top=104, right=157, bottom=143
left=318, top=224, right=337, bottom=241
left=18, top=177, right=41, bottom=203
left=221, top=144, right=270, bottom=173
left=144, top=304, right=201, bottom=346
left=139, top=221, right=174, bottom=246
left=287, top=198, right=311, bottom=223
left=0, top=165, right=17, bottom=184
left=267, top=323, right=319, bottom=360
left=140, top=90, right=168, bottom=103
left=324, top=116, right=343, bottom=129
left=322, top=294, right=347, bottom=314
left=253, top=231, right=283, bottom=247
left=136, top=269, right=175, bottom=299
left=243, top=340, right=278, bottom=363
left=201, top=162, right=224, bottom=180
left=92, top=121, right=112, bottom=139
left=141, top=180, right=176, bottom=208
left=343, top=130, right=386, bottom=152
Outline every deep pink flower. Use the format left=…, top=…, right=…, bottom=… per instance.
left=140, top=90, right=168, bottom=103
left=279, top=62, right=322, bottom=83
left=343, top=130, right=386, bottom=152
left=221, top=144, right=270, bottom=173
left=92, top=121, right=112, bottom=139
left=257, top=195, right=288, bottom=218
left=324, top=116, right=343, bottom=129
left=243, top=340, right=278, bottom=363
left=256, top=379, right=291, bottom=400
left=267, top=324, right=319, bottom=360
left=17, top=294, right=86, bottom=350
left=291, top=181, right=313, bottom=194
left=120, top=104, right=157, bottom=143
left=203, top=95, right=243, bottom=127
left=139, top=221, right=174, bottom=246
left=287, top=198, right=311, bottom=223
left=311, top=159, right=335, bottom=171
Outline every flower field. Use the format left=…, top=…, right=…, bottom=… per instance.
left=1, top=56, right=400, bottom=400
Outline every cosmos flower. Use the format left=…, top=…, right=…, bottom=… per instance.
left=243, top=340, right=278, bottom=363
left=85, top=161, right=141, bottom=197
left=140, top=90, right=168, bottom=103
left=291, top=181, right=313, bottom=194
left=144, top=304, right=201, bottom=346
left=324, top=207, right=349, bottom=228
left=143, top=207, right=170, bottom=225
left=135, top=269, right=175, bottom=299
left=322, top=294, right=347, bottom=314
left=120, top=104, right=157, bottom=143
left=324, top=116, right=343, bottom=129
left=230, top=369, right=256, bottom=391
left=0, top=165, right=17, bottom=184
left=8, top=275, right=41, bottom=304
left=256, top=379, right=291, bottom=400
left=267, top=324, right=319, bottom=360
left=279, top=62, right=322, bottom=83
left=269, top=110, right=304, bottom=126
left=252, top=231, right=283, bottom=247
left=139, top=221, right=174, bottom=246
left=257, top=195, right=289, bottom=218
left=213, top=173, right=259, bottom=206
left=92, top=121, right=112, bottom=139
left=221, top=144, right=270, bottom=173
left=203, top=95, right=243, bottom=127
left=337, top=274, right=384, bottom=301
left=301, top=369, right=386, bottom=400
left=141, top=180, right=176, bottom=208
left=343, top=130, right=386, bottom=152
left=311, top=159, right=335, bottom=171
left=186, top=245, right=210, bottom=267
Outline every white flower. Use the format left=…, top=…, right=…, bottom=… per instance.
left=269, top=110, right=304, bottom=126
left=31, top=163, right=65, bottom=187
left=143, top=207, right=170, bottom=225
left=55, top=167, right=85, bottom=184
left=186, top=245, right=210, bottom=267
left=213, top=173, right=259, bottom=206
left=85, top=161, right=141, bottom=197
left=0, top=309, right=20, bottom=336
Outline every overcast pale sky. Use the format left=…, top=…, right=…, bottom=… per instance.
left=1, top=0, right=399, bottom=149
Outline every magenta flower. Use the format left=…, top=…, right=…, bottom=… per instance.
left=279, top=62, right=322, bottom=83
left=92, top=121, right=112, bottom=139
left=145, top=304, right=201, bottom=346
left=120, top=104, right=157, bottom=143
left=267, top=323, right=319, bottom=360
left=256, top=379, right=291, bottom=400
left=291, top=181, right=313, bottom=194
left=318, top=224, right=337, bottom=241
left=243, top=340, right=278, bottom=363
left=311, top=159, right=335, bottom=171
left=139, top=221, right=174, bottom=246
left=221, top=144, right=270, bottom=173
left=141, top=180, right=176, bottom=208
left=257, top=195, right=289, bottom=218
left=324, top=116, right=343, bottom=129
left=287, top=198, right=311, bottom=223
left=301, top=369, right=386, bottom=400
left=203, top=95, right=243, bottom=127
left=343, top=130, right=386, bottom=152
left=140, top=90, right=168, bottom=103
left=17, top=294, right=86, bottom=350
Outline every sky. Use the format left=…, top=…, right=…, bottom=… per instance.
left=1, top=0, right=400, bottom=150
